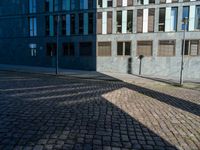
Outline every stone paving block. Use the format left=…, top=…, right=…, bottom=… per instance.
left=0, top=71, right=199, bottom=150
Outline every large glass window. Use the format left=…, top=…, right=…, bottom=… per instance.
left=183, top=40, right=200, bottom=56
left=29, top=0, right=36, bottom=13
left=29, top=17, right=37, bottom=37
left=62, top=0, right=70, bottom=10
left=137, top=41, right=152, bottom=56
left=98, top=42, right=112, bottom=56
left=182, top=6, right=189, bottom=30
left=159, top=8, right=165, bottom=32
left=158, top=40, right=176, bottom=56
left=117, top=11, right=122, bottom=33
left=171, top=7, right=178, bottom=31
left=127, top=10, right=133, bottom=33
left=63, top=43, right=75, bottom=56
left=195, top=6, right=200, bottom=30
left=79, top=42, right=92, bottom=56
left=117, top=42, right=131, bottom=56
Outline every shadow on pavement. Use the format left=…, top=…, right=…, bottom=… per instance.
left=0, top=71, right=197, bottom=149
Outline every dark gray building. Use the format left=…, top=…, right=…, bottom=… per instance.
left=0, top=0, right=200, bottom=80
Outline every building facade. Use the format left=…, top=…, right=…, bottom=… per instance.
left=0, top=0, right=200, bottom=79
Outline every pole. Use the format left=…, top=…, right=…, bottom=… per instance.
left=56, top=15, right=60, bottom=75
left=180, top=17, right=188, bottom=86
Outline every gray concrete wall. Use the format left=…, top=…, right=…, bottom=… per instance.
left=96, top=1, right=200, bottom=80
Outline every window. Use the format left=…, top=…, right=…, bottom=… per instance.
left=195, top=6, right=200, bottom=30
left=127, top=0, right=133, bottom=6
left=54, top=0, right=59, bottom=11
left=79, top=13, right=84, bottom=34
left=88, top=13, right=94, bottom=34
left=98, top=42, right=112, bottom=56
left=159, top=8, right=165, bottom=31
left=71, top=14, right=75, bottom=34
left=79, top=42, right=93, bottom=56
left=62, top=15, right=66, bottom=35
left=98, top=0, right=102, bottom=8
left=107, top=11, right=112, bottom=34
left=71, top=0, right=76, bottom=10
left=29, top=17, right=37, bottom=37
left=148, top=8, right=155, bottom=32
left=117, top=42, right=123, bottom=55
left=88, top=0, right=93, bottom=9
left=172, top=0, right=178, bottom=3
left=127, top=10, right=133, bottom=33
left=137, top=9, right=143, bottom=33
left=45, top=16, right=54, bottom=36
left=182, top=6, right=189, bottom=30
left=117, top=0, right=122, bottom=7
left=117, top=42, right=131, bottom=56
left=137, top=41, right=152, bottom=56
left=46, top=43, right=56, bottom=56
left=29, top=0, right=36, bottom=13
left=53, top=15, right=59, bottom=36
left=137, top=0, right=144, bottom=5
left=29, top=44, right=37, bottom=57
left=171, top=7, right=178, bottom=31
left=62, top=0, right=70, bottom=10
left=117, top=11, right=122, bottom=33
left=125, top=42, right=131, bottom=55
left=97, top=12, right=102, bottom=34
left=149, top=0, right=155, bottom=4
left=80, top=0, right=84, bottom=9
left=63, top=43, right=75, bottom=56
left=45, top=0, right=53, bottom=12
left=158, top=40, right=176, bottom=56
left=31, top=48, right=37, bottom=56
left=183, top=40, right=200, bottom=56
left=160, top=0, right=166, bottom=4
left=107, top=0, right=113, bottom=7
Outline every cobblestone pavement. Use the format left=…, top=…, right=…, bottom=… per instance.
left=0, top=71, right=199, bottom=150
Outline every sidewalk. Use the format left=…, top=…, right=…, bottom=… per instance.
left=0, top=64, right=199, bottom=90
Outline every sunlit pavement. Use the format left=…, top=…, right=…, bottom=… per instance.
left=0, top=71, right=199, bottom=150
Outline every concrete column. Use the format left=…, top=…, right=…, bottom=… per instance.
left=132, top=38, right=137, bottom=57
left=103, top=0, right=107, bottom=8
left=166, top=0, right=172, bottom=3
left=176, top=38, right=182, bottom=57
left=112, top=10, right=116, bottom=34
left=112, top=0, right=117, bottom=7
left=66, top=14, right=70, bottom=36
left=189, top=5, right=195, bottom=31
left=154, top=7, right=159, bottom=32
left=144, top=0, right=149, bottom=5
left=84, top=13, right=88, bottom=35
left=165, top=7, right=172, bottom=32
left=155, top=0, right=159, bottom=4
left=153, top=39, right=158, bottom=57
left=123, top=0, right=127, bottom=6
left=143, top=9, right=148, bottom=33
left=133, top=9, right=137, bottom=33
left=102, top=11, right=107, bottom=34
left=122, top=10, right=127, bottom=34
